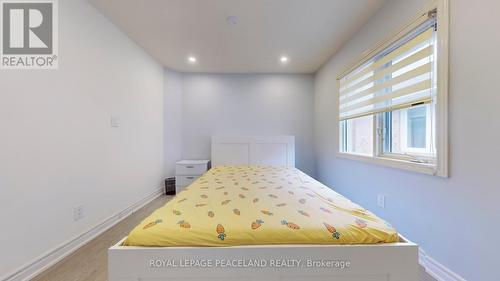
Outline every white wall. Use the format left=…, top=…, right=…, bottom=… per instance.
left=163, top=69, right=183, bottom=177
left=0, top=0, right=164, bottom=278
left=314, top=0, right=500, bottom=280
left=164, top=73, right=316, bottom=176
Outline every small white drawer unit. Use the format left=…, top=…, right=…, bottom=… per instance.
left=175, top=160, right=210, bottom=193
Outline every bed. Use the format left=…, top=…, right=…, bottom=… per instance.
left=109, top=136, right=418, bottom=281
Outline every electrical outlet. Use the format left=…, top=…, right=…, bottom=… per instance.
left=377, top=194, right=385, bottom=208
left=73, top=205, right=85, bottom=221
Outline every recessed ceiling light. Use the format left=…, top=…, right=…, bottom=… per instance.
left=188, top=56, right=197, bottom=63
left=280, top=56, right=289, bottom=63
left=226, top=16, right=238, bottom=25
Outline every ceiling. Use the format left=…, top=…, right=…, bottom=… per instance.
left=90, top=0, right=385, bottom=73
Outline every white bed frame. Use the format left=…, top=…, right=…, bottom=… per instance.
left=211, top=135, right=295, bottom=167
left=109, top=135, right=418, bottom=281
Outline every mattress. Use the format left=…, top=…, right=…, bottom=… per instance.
left=124, top=166, right=399, bottom=247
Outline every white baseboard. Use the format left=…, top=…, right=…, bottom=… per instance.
left=1, top=187, right=164, bottom=281
left=419, top=249, right=467, bottom=281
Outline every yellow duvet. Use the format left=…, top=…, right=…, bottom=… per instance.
left=124, top=166, right=398, bottom=247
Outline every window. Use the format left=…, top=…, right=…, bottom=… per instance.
left=337, top=1, right=448, bottom=176
left=340, top=115, right=373, bottom=156
left=382, top=104, right=435, bottom=161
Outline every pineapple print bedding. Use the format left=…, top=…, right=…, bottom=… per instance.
left=124, top=166, right=399, bottom=247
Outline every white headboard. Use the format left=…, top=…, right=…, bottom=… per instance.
left=211, top=136, right=295, bottom=167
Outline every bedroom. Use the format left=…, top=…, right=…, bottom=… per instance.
left=0, top=0, right=498, bottom=281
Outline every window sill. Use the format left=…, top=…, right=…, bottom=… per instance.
left=336, top=152, right=444, bottom=176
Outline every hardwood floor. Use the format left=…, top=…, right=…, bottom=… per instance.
left=30, top=194, right=437, bottom=281
left=31, top=195, right=171, bottom=281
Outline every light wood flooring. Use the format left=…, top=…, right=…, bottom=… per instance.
left=31, top=195, right=171, bottom=281
left=30, top=194, right=437, bottom=281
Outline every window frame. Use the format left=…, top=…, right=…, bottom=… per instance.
left=336, top=0, right=449, bottom=177
left=379, top=104, right=436, bottom=161
left=401, top=106, right=430, bottom=152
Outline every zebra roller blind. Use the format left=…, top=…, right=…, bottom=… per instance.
left=338, top=14, right=437, bottom=121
